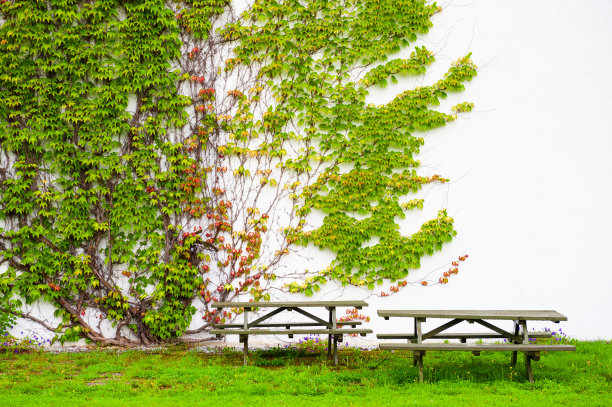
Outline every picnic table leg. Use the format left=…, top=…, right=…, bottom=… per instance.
left=511, top=321, right=519, bottom=366
left=243, top=307, right=249, bottom=366
left=244, top=338, right=248, bottom=366
left=414, top=318, right=424, bottom=370
left=525, top=353, right=534, bottom=382
left=412, top=318, right=417, bottom=365
left=333, top=335, right=339, bottom=366
left=240, top=334, right=248, bottom=366
left=327, top=309, right=332, bottom=357
left=520, top=320, right=529, bottom=344
left=519, top=320, right=535, bottom=382
left=415, top=351, right=424, bottom=382
left=416, top=318, right=424, bottom=342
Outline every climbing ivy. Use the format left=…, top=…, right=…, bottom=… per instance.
left=222, top=0, right=477, bottom=294
left=0, top=0, right=223, bottom=344
left=0, top=0, right=475, bottom=344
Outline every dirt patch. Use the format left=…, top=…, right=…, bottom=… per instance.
left=86, top=372, right=123, bottom=386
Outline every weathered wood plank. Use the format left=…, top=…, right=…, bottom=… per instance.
left=377, top=310, right=568, bottom=321
left=379, top=343, right=576, bottom=352
left=376, top=331, right=552, bottom=340
left=214, top=321, right=362, bottom=328
left=212, top=301, right=368, bottom=308
left=211, top=328, right=372, bottom=336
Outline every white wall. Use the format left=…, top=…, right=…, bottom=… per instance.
left=9, top=0, right=612, bottom=343
left=284, top=0, right=612, bottom=341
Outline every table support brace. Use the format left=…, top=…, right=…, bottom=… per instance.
left=473, top=319, right=522, bottom=343
left=422, top=319, right=464, bottom=340
left=292, top=307, right=331, bottom=327
left=247, top=307, right=287, bottom=328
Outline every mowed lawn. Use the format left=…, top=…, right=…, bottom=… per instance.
left=0, top=341, right=610, bottom=406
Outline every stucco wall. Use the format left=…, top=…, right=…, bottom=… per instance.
left=282, top=0, right=612, bottom=341
left=7, top=0, right=612, bottom=343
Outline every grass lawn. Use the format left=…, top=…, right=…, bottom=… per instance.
left=0, top=341, right=610, bottom=406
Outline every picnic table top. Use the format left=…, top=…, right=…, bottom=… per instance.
left=211, top=300, right=368, bottom=309
left=377, top=310, right=568, bottom=321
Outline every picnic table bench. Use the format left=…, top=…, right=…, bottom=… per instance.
left=210, top=301, right=372, bottom=365
left=377, top=310, right=576, bottom=382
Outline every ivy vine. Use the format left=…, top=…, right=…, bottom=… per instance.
left=0, top=0, right=475, bottom=344
left=220, top=0, right=476, bottom=294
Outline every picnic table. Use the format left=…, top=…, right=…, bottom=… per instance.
left=210, top=301, right=372, bottom=365
left=377, top=310, right=576, bottom=382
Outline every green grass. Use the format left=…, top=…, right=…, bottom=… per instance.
left=0, top=341, right=610, bottom=406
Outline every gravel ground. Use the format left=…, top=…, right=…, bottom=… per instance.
left=33, top=336, right=381, bottom=354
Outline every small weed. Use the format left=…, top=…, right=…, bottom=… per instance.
left=1, top=332, right=51, bottom=354
left=291, top=335, right=327, bottom=354
left=221, top=346, right=242, bottom=357
left=533, top=327, right=576, bottom=345
left=252, top=357, right=289, bottom=367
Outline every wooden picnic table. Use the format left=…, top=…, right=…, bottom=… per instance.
left=377, top=309, right=576, bottom=382
left=210, top=301, right=372, bottom=365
